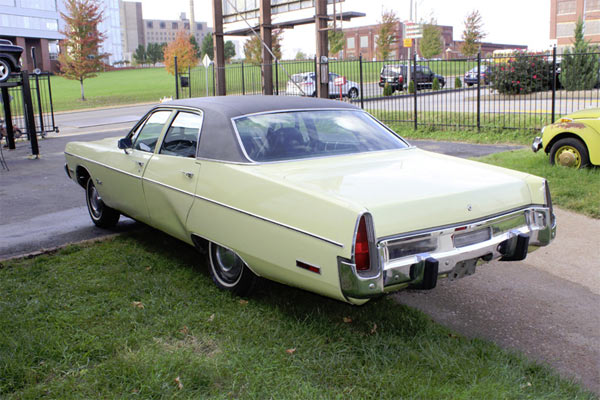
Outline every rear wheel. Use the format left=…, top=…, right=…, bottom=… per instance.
left=549, top=138, right=590, bottom=169
left=208, top=242, right=257, bottom=296
left=86, top=177, right=120, bottom=228
left=0, top=59, right=11, bottom=82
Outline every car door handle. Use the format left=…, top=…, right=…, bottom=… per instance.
left=136, top=161, right=144, bottom=167
left=180, top=170, right=194, bottom=178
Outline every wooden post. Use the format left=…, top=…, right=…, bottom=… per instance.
left=260, top=0, right=273, bottom=95
left=315, top=0, right=329, bottom=98
left=212, top=0, right=226, bottom=96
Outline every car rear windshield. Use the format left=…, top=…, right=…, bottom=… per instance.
left=234, top=110, right=408, bottom=162
left=291, top=74, right=311, bottom=83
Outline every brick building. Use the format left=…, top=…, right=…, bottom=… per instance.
left=550, top=0, right=600, bottom=52
left=339, top=22, right=525, bottom=60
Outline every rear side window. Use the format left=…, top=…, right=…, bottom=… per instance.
left=133, top=110, right=172, bottom=153
left=160, top=111, right=203, bottom=158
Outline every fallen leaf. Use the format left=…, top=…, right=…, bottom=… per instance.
left=286, top=348, right=296, bottom=355
left=448, top=333, right=458, bottom=339
left=180, top=326, right=189, bottom=335
left=175, top=376, right=183, bottom=390
left=520, top=382, right=532, bottom=389
left=208, top=314, right=215, bottom=322
left=370, top=323, right=378, bottom=334
left=239, top=300, right=248, bottom=306
left=132, top=301, right=144, bottom=309
left=343, top=317, right=352, bottom=323
left=145, top=266, right=152, bottom=271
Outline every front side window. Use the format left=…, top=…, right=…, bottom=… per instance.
left=159, top=112, right=202, bottom=158
left=235, top=110, right=408, bottom=162
left=133, top=110, right=172, bottom=153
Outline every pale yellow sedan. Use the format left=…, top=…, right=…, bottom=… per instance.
left=64, top=96, right=556, bottom=304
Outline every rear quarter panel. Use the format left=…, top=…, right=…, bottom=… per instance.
left=186, top=160, right=363, bottom=302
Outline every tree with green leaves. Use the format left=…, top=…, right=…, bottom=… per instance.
left=376, top=10, right=399, bottom=61
left=146, top=42, right=164, bottom=66
left=294, top=50, right=307, bottom=60
left=420, top=22, right=442, bottom=59
left=243, top=30, right=282, bottom=64
left=201, top=33, right=214, bottom=60
left=133, top=44, right=146, bottom=65
left=560, top=18, right=599, bottom=90
left=58, top=0, right=108, bottom=100
left=224, top=41, right=236, bottom=62
left=190, top=35, right=201, bottom=58
left=461, top=10, right=486, bottom=57
left=328, top=28, right=345, bottom=57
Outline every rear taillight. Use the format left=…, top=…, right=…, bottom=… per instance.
left=399, top=75, right=404, bottom=83
left=355, top=216, right=370, bottom=271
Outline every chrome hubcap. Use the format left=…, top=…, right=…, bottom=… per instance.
left=0, top=63, right=8, bottom=81
left=89, top=185, right=102, bottom=217
left=213, top=245, right=243, bottom=284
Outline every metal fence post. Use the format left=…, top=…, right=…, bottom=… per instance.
left=275, top=59, right=279, bottom=95
left=174, top=56, right=179, bottom=99
left=21, top=71, right=39, bottom=157
left=552, top=46, right=557, bottom=123
left=241, top=62, right=245, bottom=95
left=413, top=53, right=417, bottom=130
left=188, top=66, right=191, bottom=98
left=359, top=54, right=364, bottom=109
left=1, top=86, right=15, bottom=149
left=477, top=52, right=481, bottom=132
left=47, top=73, right=56, bottom=132
left=212, top=65, right=216, bottom=96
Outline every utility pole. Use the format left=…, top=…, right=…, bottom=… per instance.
left=212, top=0, right=225, bottom=95
left=260, top=0, right=273, bottom=95
left=315, top=0, right=328, bottom=98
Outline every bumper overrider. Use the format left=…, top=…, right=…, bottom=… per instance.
left=532, top=136, right=543, bottom=152
left=338, top=205, right=556, bottom=299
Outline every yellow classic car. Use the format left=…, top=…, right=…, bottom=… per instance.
left=532, top=108, right=600, bottom=168
left=65, top=96, right=556, bottom=305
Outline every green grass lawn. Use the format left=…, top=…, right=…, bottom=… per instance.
left=50, top=68, right=176, bottom=112
left=474, top=149, right=600, bottom=219
left=0, top=231, right=595, bottom=399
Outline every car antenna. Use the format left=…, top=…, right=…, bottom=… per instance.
left=223, top=0, right=307, bottom=96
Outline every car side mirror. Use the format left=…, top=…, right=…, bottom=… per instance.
left=118, top=137, right=132, bottom=153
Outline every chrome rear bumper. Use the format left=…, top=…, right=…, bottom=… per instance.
left=339, top=206, right=556, bottom=299
left=532, top=136, right=543, bottom=152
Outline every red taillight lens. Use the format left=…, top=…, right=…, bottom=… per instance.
left=355, top=216, right=370, bottom=271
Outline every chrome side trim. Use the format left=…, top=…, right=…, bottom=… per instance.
left=191, top=192, right=344, bottom=248
left=142, top=177, right=195, bottom=197
left=65, top=152, right=141, bottom=179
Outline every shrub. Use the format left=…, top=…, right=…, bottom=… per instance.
left=490, top=52, right=553, bottom=95
left=432, top=77, right=440, bottom=91
left=383, top=82, right=394, bottom=96
left=408, top=80, right=416, bottom=93
left=455, top=76, right=462, bottom=88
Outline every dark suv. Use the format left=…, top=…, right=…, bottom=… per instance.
left=0, top=39, right=24, bottom=82
left=379, top=64, right=445, bottom=92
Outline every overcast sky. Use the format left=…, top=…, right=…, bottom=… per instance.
left=140, top=0, right=553, bottom=58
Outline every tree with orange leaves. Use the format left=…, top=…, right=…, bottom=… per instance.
left=164, top=31, right=198, bottom=75
left=59, top=0, right=108, bottom=100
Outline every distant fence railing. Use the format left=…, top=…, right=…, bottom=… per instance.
left=175, top=48, right=600, bottom=132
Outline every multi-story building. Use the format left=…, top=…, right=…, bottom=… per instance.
left=0, top=0, right=66, bottom=72
left=99, top=0, right=123, bottom=64
left=339, top=22, right=526, bottom=60
left=119, top=0, right=143, bottom=61
left=144, top=13, right=211, bottom=47
left=550, top=0, right=600, bottom=51
left=339, top=22, right=453, bottom=60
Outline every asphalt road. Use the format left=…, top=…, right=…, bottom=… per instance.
left=1, top=105, right=598, bottom=394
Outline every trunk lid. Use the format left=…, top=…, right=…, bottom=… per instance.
left=252, top=148, right=534, bottom=238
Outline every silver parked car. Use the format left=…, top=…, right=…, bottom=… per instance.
left=286, top=72, right=360, bottom=99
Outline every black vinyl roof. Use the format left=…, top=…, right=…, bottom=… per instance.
left=152, top=96, right=360, bottom=163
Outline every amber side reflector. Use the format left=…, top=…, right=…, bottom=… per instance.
left=296, top=260, right=320, bottom=274
left=355, top=216, right=370, bottom=271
